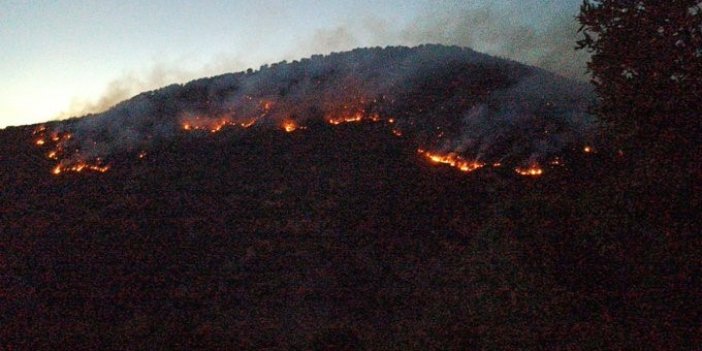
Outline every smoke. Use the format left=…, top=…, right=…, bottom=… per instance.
left=57, top=1, right=588, bottom=122
left=48, top=45, right=594, bottom=170
left=286, top=2, right=589, bottom=80
left=57, top=56, right=249, bottom=120
left=396, top=4, right=588, bottom=80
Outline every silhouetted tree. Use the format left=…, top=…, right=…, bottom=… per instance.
left=577, top=0, right=702, bottom=161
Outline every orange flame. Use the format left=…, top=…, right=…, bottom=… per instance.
left=282, top=119, right=298, bottom=133
left=240, top=119, right=256, bottom=128
left=52, top=162, right=110, bottom=176
left=418, top=149, right=484, bottom=173
left=515, top=165, right=544, bottom=177
left=181, top=116, right=236, bottom=133
left=327, top=112, right=364, bottom=125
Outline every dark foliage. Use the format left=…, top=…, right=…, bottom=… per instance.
left=1, top=118, right=700, bottom=349
left=1, top=42, right=700, bottom=349
left=577, top=0, right=702, bottom=160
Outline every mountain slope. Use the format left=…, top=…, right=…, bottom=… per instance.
left=1, top=46, right=698, bottom=349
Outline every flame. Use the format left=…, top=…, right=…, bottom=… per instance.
left=282, top=119, right=298, bottom=133
left=583, top=146, right=593, bottom=153
left=240, top=120, right=256, bottom=128
left=327, top=111, right=364, bottom=125
left=418, top=149, right=484, bottom=173
left=52, top=162, right=110, bottom=176
left=515, top=165, right=544, bottom=177
left=34, top=107, right=573, bottom=180
left=181, top=116, right=236, bottom=133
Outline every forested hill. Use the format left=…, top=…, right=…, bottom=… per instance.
left=1, top=45, right=698, bottom=349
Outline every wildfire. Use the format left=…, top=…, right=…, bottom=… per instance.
left=181, top=116, right=237, bottom=133
left=52, top=162, right=110, bottom=175
left=327, top=112, right=364, bottom=125
left=33, top=125, right=112, bottom=175
left=514, top=165, right=544, bottom=177
left=33, top=106, right=581, bottom=180
left=240, top=120, right=257, bottom=128
left=583, top=145, right=593, bottom=153
left=325, top=111, right=389, bottom=126
left=282, top=119, right=298, bottom=133
left=418, top=149, right=485, bottom=173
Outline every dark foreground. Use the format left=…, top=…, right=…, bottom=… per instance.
left=1, top=122, right=700, bottom=350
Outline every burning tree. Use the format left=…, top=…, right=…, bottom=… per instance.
left=577, top=0, right=702, bottom=161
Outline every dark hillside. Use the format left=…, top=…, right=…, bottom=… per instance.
left=2, top=119, right=699, bottom=350
left=1, top=45, right=699, bottom=350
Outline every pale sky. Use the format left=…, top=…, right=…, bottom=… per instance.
left=0, top=0, right=585, bottom=128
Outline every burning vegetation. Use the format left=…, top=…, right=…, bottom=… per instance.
left=33, top=106, right=596, bottom=178
left=30, top=45, right=597, bottom=178
left=33, top=125, right=110, bottom=176
left=417, top=149, right=485, bottom=173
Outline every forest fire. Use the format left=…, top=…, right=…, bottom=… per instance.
left=514, top=165, right=544, bottom=177
left=326, top=111, right=386, bottom=125
left=52, top=162, right=110, bottom=176
left=282, top=119, right=298, bottom=132
left=240, top=120, right=257, bottom=128
left=181, top=116, right=236, bottom=133
left=33, top=125, right=111, bottom=175
left=327, top=112, right=365, bottom=125
left=418, top=149, right=485, bottom=173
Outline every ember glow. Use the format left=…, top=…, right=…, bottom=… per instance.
left=282, top=119, right=298, bottom=133
left=33, top=125, right=112, bottom=175
left=514, top=165, right=544, bottom=177
left=53, top=162, right=110, bottom=175
left=418, top=149, right=485, bottom=173
left=326, top=111, right=386, bottom=126
left=181, top=116, right=237, bottom=133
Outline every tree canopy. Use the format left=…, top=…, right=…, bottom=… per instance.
left=577, top=0, right=702, bottom=159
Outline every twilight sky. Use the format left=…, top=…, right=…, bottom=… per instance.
left=0, top=0, right=586, bottom=128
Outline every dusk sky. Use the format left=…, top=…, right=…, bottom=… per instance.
left=0, top=0, right=586, bottom=128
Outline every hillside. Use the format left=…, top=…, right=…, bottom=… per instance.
left=1, top=45, right=699, bottom=350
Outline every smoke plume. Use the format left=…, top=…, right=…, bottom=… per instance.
left=46, top=45, right=594, bottom=172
